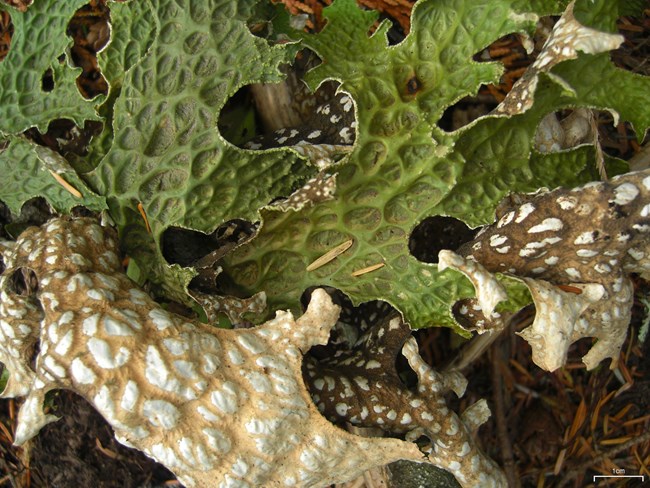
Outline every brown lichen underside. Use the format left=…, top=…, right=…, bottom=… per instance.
left=456, top=169, right=650, bottom=372
left=304, top=314, right=505, bottom=487
left=0, top=217, right=423, bottom=488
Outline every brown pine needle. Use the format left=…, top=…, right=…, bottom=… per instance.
left=613, top=404, right=634, bottom=421
left=633, top=449, right=649, bottom=477
left=509, top=359, right=535, bottom=382
left=554, top=448, right=567, bottom=475
left=0, top=419, right=12, bottom=443
left=351, top=262, right=384, bottom=277
left=95, top=438, right=120, bottom=459
left=559, top=430, right=650, bottom=486
left=622, top=413, right=650, bottom=427
left=306, top=239, right=353, bottom=271
left=591, top=390, right=615, bottom=431
left=137, top=202, right=152, bottom=234
left=49, top=170, right=82, bottom=198
left=568, top=398, right=587, bottom=439
left=601, top=436, right=633, bottom=446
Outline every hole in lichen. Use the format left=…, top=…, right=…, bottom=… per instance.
left=438, top=24, right=550, bottom=132
left=41, top=67, right=54, bottom=92
left=437, top=91, right=498, bottom=132
left=374, top=14, right=407, bottom=46
left=8, top=267, right=39, bottom=296
left=66, top=0, right=110, bottom=99
left=29, top=338, right=41, bottom=372
left=2, top=197, right=53, bottom=239
left=0, top=9, right=14, bottom=63
left=162, top=219, right=256, bottom=268
left=162, top=227, right=220, bottom=268
left=217, top=85, right=259, bottom=146
left=163, top=220, right=257, bottom=293
left=471, top=32, right=536, bottom=96
left=219, top=50, right=355, bottom=152
left=409, top=216, right=477, bottom=263
left=22, top=119, right=104, bottom=169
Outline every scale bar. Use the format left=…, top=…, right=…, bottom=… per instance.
left=593, top=475, right=645, bottom=480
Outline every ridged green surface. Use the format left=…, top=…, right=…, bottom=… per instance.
left=85, top=0, right=311, bottom=301
left=0, top=0, right=101, bottom=135
left=221, top=0, right=642, bottom=331
left=0, top=137, right=106, bottom=216
left=92, top=0, right=309, bottom=230
left=0, top=0, right=646, bottom=330
left=98, top=0, right=158, bottom=94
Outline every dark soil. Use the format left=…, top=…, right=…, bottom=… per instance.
left=20, top=392, right=176, bottom=488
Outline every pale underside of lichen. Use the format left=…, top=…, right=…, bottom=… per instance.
left=304, top=313, right=505, bottom=487
left=451, top=168, right=650, bottom=371
left=0, top=217, right=431, bottom=488
left=497, top=1, right=624, bottom=117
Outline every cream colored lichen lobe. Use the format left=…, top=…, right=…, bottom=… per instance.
left=0, top=217, right=423, bottom=487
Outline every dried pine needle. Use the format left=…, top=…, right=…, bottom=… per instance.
left=306, top=239, right=353, bottom=271
left=137, top=202, right=152, bottom=234
left=49, top=170, right=82, bottom=198
left=351, top=262, right=385, bottom=277
left=568, top=398, right=587, bottom=439
left=591, top=390, right=615, bottom=431
left=601, top=436, right=633, bottom=446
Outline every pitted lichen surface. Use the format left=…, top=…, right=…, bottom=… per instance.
left=0, top=0, right=649, bottom=331
left=221, top=0, right=650, bottom=331
left=0, top=0, right=101, bottom=134
left=0, top=137, right=106, bottom=215
left=0, top=217, right=425, bottom=488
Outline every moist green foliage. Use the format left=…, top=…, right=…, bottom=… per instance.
left=0, top=137, right=106, bottom=215
left=0, top=0, right=647, bottom=330
left=85, top=0, right=313, bottom=302
left=0, top=0, right=101, bottom=134
left=221, top=0, right=647, bottom=331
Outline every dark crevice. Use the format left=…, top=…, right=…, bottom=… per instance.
left=301, top=286, right=396, bottom=359
left=23, top=119, right=104, bottom=162
left=437, top=90, right=498, bottom=132
left=29, top=338, right=41, bottom=372
left=217, top=85, right=259, bottom=146
left=409, top=216, right=477, bottom=263
left=162, top=219, right=256, bottom=268
left=0, top=9, right=13, bottom=63
left=219, top=50, right=354, bottom=150
left=41, top=67, right=54, bottom=92
left=378, top=14, right=407, bottom=46
left=163, top=219, right=257, bottom=293
left=1, top=197, right=53, bottom=239
left=66, top=0, right=110, bottom=99
left=8, top=267, right=38, bottom=296
left=609, top=4, right=650, bottom=76
left=437, top=25, right=548, bottom=132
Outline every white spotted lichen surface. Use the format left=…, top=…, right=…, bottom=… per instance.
left=304, top=313, right=505, bottom=486
left=450, top=169, right=650, bottom=371
left=0, top=218, right=428, bottom=487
